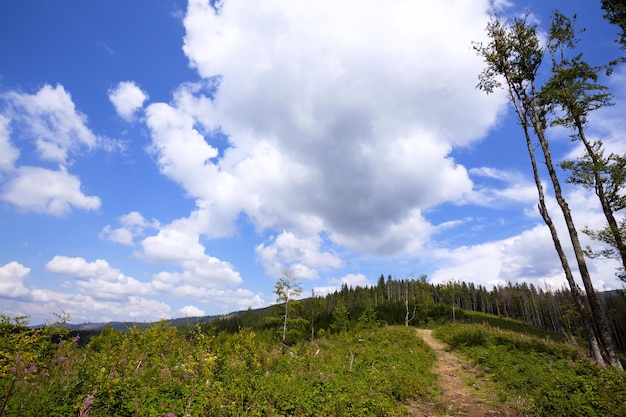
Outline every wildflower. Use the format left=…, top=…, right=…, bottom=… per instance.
left=78, top=394, right=94, bottom=417
left=74, top=334, right=81, bottom=343
left=26, top=364, right=37, bottom=373
left=166, top=413, right=175, bottom=417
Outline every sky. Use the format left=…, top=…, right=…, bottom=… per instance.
left=0, top=0, right=625, bottom=325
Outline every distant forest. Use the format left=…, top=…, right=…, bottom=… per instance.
left=206, top=275, right=626, bottom=352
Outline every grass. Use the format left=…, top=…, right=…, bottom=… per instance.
left=1, top=322, right=438, bottom=417
left=433, top=322, right=626, bottom=416
left=4, top=312, right=626, bottom=416
left=455, top=310, right=569, bottom=342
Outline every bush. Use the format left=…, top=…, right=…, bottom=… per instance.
left=1, top=318, right=438, bottom=417
left=433, top=323, right=626, bottom=416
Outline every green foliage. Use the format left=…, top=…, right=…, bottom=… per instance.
left=1, top=316, right=437, bottom=417
left=458, top=310, right=568, bottom=342
left=601, top=0, right=626, bottom=49
left=356, top=306, right=381, bottom=330
left=275, top=272, right=304, bottom=342
left=434, top=323, right=626, bottom=416
left=330, top=303, right=350, bottom=334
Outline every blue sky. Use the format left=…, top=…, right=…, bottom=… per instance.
left=1, top=0, right=625, bottom=325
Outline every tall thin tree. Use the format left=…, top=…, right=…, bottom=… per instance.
left=275, top=270, right=303, bottom=342
left=542, top=12, right=626, bottom=281
left=473, top=11, right=622, bottom=369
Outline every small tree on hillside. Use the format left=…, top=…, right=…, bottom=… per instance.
left=330, top=302, right=350, bottom=334
left=275, top=270, right=303, bottom=342
left=356, top=305, right=380, bottom=330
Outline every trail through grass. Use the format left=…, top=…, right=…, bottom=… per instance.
left=411, top=329, right=519, bottom=417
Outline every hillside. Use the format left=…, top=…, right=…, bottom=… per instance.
left=64, top=277, right=626, bottom=355
left=6, top=277, right=626, bottom=415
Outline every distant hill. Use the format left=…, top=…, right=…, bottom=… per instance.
left=66, top=305, right=274, bottom=331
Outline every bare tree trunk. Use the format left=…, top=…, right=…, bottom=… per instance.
left=282, top=300, right=288, bottom=341
left=505, top=82, right=606, bottom=365
left=529, top=96, right=622, bottom=369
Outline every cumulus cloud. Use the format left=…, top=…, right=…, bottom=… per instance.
left=1, top=166, right=101, bottom=216
left=0, top=261, right=32, bottom=299
left=255, top=231, right=343, bottom=278
left=0, top=261, right=165, bottom=325
left=427, top=187, right=626, bottom=292
left=178, top=305, right=205, bottom=317
left=0, top=254, right=257, bottom=324
left=46, top=256, right=154, bottom=300
left=161, top=285, right=264, bottom=311
left=109, top=81, right=149, bottom=121
left=100, top=211, right=160, bottom=246
left=138, top=0, right=509, bottom=284
left=0, top=84, right=112, bottom=216
left=4, top=84, right=99, bottom=164
left=139, top=217, right=243, bottom=288
left=428, top=227, right=559, bottom=289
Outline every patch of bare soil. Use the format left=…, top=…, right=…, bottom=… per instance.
left=408, top=329, right=520, bottom=417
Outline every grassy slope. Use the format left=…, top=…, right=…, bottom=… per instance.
left=3, top=310, right=626, bottom=416
left=433, top=320, right=626, bottom=417
left=1, top=324, right=437, bottom=417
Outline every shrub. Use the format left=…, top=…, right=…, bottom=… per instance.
left=1, top=318, right=438, bottom=417
left=433, top=323, right=626, bottom=416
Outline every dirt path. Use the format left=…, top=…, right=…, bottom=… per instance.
left=408, top=329, right=519, bottom=417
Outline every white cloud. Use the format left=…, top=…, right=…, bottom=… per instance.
left=255, top=231, right=343, bottom=278
left=1, top=166, right=101, bottom=216
left=145, top=100, right=222, bottom=201
left=0, top=84, right=115, bottom=216
left=465, top=167, right=539, bottom=207
left=4, top=84, right=99, bottom=164
left=183, top=0, right=503, bottom=142
left=427, top=186, right=626, bottom=292
left=109, top=81, right=149, bottom=121
left=100, top=211, right=160, bottom=246
left=178, top=305, right=205, bottom=317
left=313, top=273, right=374, bottom=296
left=0, top=260, right=165, bottom=325
left=45, top=256, right=154, bottom=301
left=139, top=217, right=243, bottom=288
left=0, top=115, right=19, bottom=174
left=138, top=0, right=508, bottom=285
left=162, top=285, right=264, bottom=311
left=429, top=226, right=562, bottom=289
left=0, top=261, right=32, bottom=299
